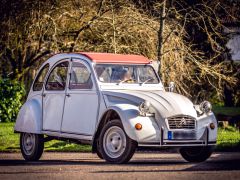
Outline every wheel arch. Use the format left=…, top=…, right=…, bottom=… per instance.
left=92, top=108, right=121, bottom=153
left=92, top=105, right=140, bottom=153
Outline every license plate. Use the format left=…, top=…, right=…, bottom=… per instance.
left=170, top=131, right=196, bottom=140
left=168, top=131, right=173, bottom=140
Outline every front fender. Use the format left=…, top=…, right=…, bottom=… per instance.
left=14, top=95, right=42, bottom=134
left=106, top=104, right=160, bottom=142
left=196, top=112, right=218, bottom=142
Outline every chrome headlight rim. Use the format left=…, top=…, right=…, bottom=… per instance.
left=199, top=101, right=212, bottom=114
left=138, top=101, right=154, bottom=116
left=139, top=101, right=151, bottom=113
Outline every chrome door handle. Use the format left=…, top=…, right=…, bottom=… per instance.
left=42, top=93, right=46, bottom=97
left=66, top=94, right=70, bottom=97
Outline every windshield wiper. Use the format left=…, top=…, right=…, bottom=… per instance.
left=117, top=79, right=134, bottom=85
left=140, top=77, right=154, bottom=85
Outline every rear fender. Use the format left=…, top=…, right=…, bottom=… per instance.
left=14, top=96, right=42, bottom=134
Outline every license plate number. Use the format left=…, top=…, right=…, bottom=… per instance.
left=168, top=131, right=196, bottom=140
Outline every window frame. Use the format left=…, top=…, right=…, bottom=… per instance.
left=94, top=64, right=160, bottom=84
left=68, top=60, right=94, bottom=90
left=45, top=60, right=70, bottom=91
left=32, top=63, right=50, bottom=91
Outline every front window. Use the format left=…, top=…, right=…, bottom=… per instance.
left=45, top=61, right=69, bottom=90
left=94, top=64, right=159, bottom=84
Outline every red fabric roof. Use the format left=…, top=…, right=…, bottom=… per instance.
left=79, top=52, right=150, bottom=64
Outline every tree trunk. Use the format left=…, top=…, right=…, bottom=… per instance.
left=223, top=83, right=234, bottom=107
left=157, top=0, right=166, bottom=76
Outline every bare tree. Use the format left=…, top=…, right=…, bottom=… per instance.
left=148, top=0, right=237, bottom=102
left=0, top=0, right=237, bottom=103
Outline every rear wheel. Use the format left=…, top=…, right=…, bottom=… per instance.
left=179, top=146, right=214, bottom=162
left=99, top=119, right=137, bottom=164
left=20, top=133, right=44, bottom=161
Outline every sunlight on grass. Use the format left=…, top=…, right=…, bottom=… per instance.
left=217, top=126, right=240, bottom=151
left=0, top=123, right=19, bottom=152
left=45, top=140, right=91, bottom=152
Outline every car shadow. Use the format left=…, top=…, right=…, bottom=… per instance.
left=0, top=158, right=187, bottom=167
left=0, top=154, right=240, bottom=172
left=0, top=159, right=105, bottom=166
left=96, top=158, right=240, bottom=173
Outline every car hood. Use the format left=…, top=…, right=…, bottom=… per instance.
left=102, top=90, right=197, bottom=118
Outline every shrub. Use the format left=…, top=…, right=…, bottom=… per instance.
left=0, top=79, right=25, bottom=122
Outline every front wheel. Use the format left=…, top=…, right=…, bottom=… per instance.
left=179, top=146, right=215, bottom=162
left=99, top=120, right=137, bottom=164
left=96, top=139, right=103, bottom=159
left=20, top=133, right=44, bottom=161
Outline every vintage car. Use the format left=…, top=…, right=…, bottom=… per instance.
left=14, top=52, right=217, bottom=163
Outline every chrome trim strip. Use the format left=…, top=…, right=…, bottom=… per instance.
left=42, top=130, right=93, bottom=141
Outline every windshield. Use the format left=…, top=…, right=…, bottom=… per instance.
left=94, top=64, right=159, bottom=84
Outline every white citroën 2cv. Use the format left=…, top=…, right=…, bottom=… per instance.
left=15, top=52, right=217, bottom=163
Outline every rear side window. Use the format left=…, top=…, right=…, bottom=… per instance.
left=33, top=64, right=49, bottom=91
left=69, top=62, right=93, bottom=89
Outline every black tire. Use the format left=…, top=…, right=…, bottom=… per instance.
left=96, top=139, right=103, bottom=159
left=99, top=119, right=137, bottom=164
left=179, top=146, right=215, bottom=162
left=20, top=132, right=44, bottom=161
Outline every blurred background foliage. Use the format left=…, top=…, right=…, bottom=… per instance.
left=0, top=79, right=25, bottom=122
left=0, top=0, right=240, bottom=122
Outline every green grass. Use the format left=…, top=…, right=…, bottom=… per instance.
left=0, top=122, right=91, bottom=152
left=216, top=126, right=240, bottom=151
left=0, top=122, right=239, bottom=152
left=0, top=123, right=20, bottom=152
left=212, top=106, right=240, bottom=151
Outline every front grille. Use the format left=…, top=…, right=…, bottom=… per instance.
left=167, top=115, right=196, bottom=129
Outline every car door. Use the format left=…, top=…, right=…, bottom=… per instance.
left=42, top=60, right=69, bottom=132
left=61, top=59, right=99, bottom=136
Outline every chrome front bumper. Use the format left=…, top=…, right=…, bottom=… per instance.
left=139, top=127, right=216, bottom=147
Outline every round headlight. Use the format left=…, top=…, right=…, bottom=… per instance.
left=200, top=101, right=212, bottom=114
left=139, top=101, right=151, bottom=114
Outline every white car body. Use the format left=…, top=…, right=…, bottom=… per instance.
left=15, top=52, right=217, bottom=162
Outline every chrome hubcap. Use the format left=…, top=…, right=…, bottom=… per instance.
left=22, top=133, right=35, bottom=155
left=103, top=126, right=126, bottom=158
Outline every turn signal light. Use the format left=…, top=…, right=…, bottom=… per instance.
left=135, top=123, right=142, bottom=130
left=210, top=123, right=215, bottom=130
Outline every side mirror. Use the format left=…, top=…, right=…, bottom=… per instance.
left=168, top=81, right=175, bottom=92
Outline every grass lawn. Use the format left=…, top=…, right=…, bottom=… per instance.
left=0, top=122, right=239, bottom=152
left=216, top=125, right=240, bottom=151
